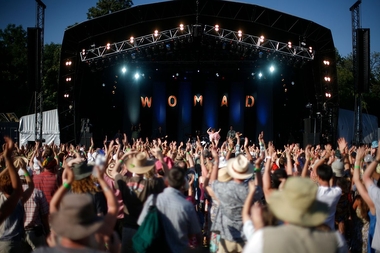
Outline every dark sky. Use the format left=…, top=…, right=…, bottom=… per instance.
left=1, top=0, right=379, bottom=56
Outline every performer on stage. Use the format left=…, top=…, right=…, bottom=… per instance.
left=207, top=127, right=221, bottom=146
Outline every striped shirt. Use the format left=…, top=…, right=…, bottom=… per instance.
left=33, top=171, right=58, bottom=204
left=22, top=184, right=49, bottom=229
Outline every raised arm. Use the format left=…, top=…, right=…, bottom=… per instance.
left=353, top=147, right=375, bottom=213
left=209, top=147, right=219, bottom=183
left=242, top=181, right=256, bottom=223
left=20, top=161, right=34, bottom=204
left=263, top=143, right=275, bottom=199
left=0, top=137, right=23, bottom=224
left=285, top=144, right=294, bottom=176
left=364, top=140, right=380, bottom=189
left=301, top=145, right=312, bottom=178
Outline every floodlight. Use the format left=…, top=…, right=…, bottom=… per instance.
left=130, top=37, right=134, bottom=44
left=180, top=24, right=184, bottom=31
left=269, top=65, right=275, bottom=73
left=258, top=72, right=263, bottom=78
left=260, top=36, right=264, bottom=43
left=134, top=73, right=140, bottom=80
left=323, top=60, right=330, bottom=65
left=121, top=67, right=127, bottom=73
left=154, top=30, right=159, bottom=37
left=215, top=25, right=219, bottom=32
left=106, top=43, right=111, bottom=50
left=238, top=30, right=242, bottom=37
left=288, top=42, right=292, bottom=48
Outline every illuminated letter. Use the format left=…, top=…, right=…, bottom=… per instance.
left=140, top=97, right=152, bottom=108
left=221, top=95, right=228, bottom=107
left=168, top=95, right=177, bottom=107
left=245, top=96, right=255, bottom=107
left=194, top=95, right=203, bottom=106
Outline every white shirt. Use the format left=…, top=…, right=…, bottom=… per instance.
left=316, top=185, right=342, bottom=230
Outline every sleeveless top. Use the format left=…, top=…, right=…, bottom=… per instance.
left=0, top=193, right=25, bottom=241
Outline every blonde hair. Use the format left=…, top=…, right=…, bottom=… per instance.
left=13, top=156, right=27, bottom=169
left=71, top=176, right=100, bottom=194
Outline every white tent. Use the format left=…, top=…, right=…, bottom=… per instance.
left=19, top=109, right=60, bottom=146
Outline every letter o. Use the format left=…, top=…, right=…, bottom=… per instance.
left=168, top=95, right=177, bottom=107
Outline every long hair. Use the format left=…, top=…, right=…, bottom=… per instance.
left=356, top=195, right=370, bottom=221
left=0, top=170, right=12, bottom=195
left=71, top=175, right=100, bottom=194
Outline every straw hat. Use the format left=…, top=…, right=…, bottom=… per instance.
left=268, top=177, right=329, bottom=227
left=226, top=155, right=254, bottom=180
left=126, top=152, right=155, bottom=174
left=218, top=167, right=232, bottom=182
left=72, top=161, right=93, bottom=180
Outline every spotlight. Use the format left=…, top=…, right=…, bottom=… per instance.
left=324, top=76, right=331, bottom=82
left=216, top=73, right=219, bottom=77
left=258, top=72, right=263, bottom=78
left=102, top=83, right=105, bottom=87
left=64, top=93, right=69, bottom=98
left=288, top=42, right=292, bottom=48
left=121, top=67, right=127, bottom=74
left=215, top=24, right=219, bottom=32
left=259, top=35, right=264, bottom=43
left=65, top=60, right=72, bottom=66
left=130, top=36, right=134, bottom=44
left=134, top=73, right=140, bottom=80
left=238, top=30, right=242, bottom=38
left=269, top=65, right=275, bottom=73
left=106, top=43, right=111, bottom=50
left=325, top=92, right=332, bottom=98
left=82, top=49, right=86, bottom=56
left=308, top=46, right=313, bottom=53
left=323, top=60, right=330, bottom=65
left=154, top=30, right=159, bottom=37
left=179, top=24, right=184, bottom=31
left=65, top=77, right=71, bottom=82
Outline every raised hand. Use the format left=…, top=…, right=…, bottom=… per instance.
left=337, top=137, right=348, bottom=153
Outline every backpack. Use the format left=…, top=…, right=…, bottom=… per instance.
left=132, top=194, right=170, bottom=253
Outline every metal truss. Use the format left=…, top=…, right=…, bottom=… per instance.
left=80, top=26, right=193, bottom=61
left=79, top=24, right=315, bottom=62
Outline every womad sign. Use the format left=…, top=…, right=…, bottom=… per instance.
left=140, top=95, right=255, bottom=108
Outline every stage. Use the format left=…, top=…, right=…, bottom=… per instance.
left=58, top=0, right=337, bottom=145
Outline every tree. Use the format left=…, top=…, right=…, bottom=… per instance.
left=42, top=43, right=61, bottom=110
left=0, top=24, right=30, bottom=116
left=87, top=0, right=133, bottom=19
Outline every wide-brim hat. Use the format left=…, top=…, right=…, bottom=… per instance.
left=126, top=152, right=155, bottom=174
left=50, top=194, right=103, bottom=240
left=226, top=155, right=254, bottom=180
left=72, top=161, right=93, bottom=180
left=105, top=162, right=117, bottom=179
left=218, top=167, right=232, bottom=182
left=268, top=177, right=329, bottom=227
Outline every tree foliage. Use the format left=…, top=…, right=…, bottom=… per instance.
left=336, top=50, right=380, bottom=118
left=0, top=24, right=60, bottom=117
left=87, top=0, right=133, bottom=19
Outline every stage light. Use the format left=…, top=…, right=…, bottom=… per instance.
left=180, top=24, right=184, bottom=31
left=216, top=73, right=219, bottom=77
left=130, top=36, right=134, bottom=44
left=260, top=35, right=264, bottom=43
left=323, top=60, right=330, bottom=65
left=134, top=73, right=140, bottom=80
left=258, top=72, right=263, bottom=78
left=154, top=30, right=159, bottom=37
left=65, top=60, right=72, bottom=66
left=106, top=43, right=111, bottom=50
left=121, top=67, right=127, bottom=73
left=215, top=25, right=219, bottom=32
left=269, top=65, right=275, bottom=73
left=325, top=92, right=332, bottom=98
left=238, top=30, right=242, bottom=38
left=82, top=49, right=86, bottom=56
left=64, top=93, right=69, bottom=98
left=102, top=83, right=105, bottom=87
left=66, top=77, right=71, bottom=82
left=324, top=76, right=331, bottom=82
left=308, top=46, right=313, bottom=53
left=288, top=42, right=292, bottom=48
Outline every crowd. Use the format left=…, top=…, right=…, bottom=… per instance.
left=0, top=128, right=380, bottom=253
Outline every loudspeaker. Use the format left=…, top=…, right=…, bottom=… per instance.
left=356, top=28, right=370, bottom=93
left=27, top=27, right=41, bottom=92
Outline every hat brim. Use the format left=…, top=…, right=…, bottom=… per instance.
left=50, top=212, right=104, bottom=240
left=268, top=190, right=329, bottom=227
left=226, top=158, right=254, bottom=180
left=126, top=158, right=155, bottom=174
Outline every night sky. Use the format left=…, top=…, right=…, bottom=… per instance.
left=1, top=0, right=379, bottom=57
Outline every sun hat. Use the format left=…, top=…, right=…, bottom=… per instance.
left=218, top=167, right=232, bottom=182
left=50, top=194, right=104, bottom=240
left=331, top=159, right=344, bottom=177
left=268, top=177, right=329, bottom=227
left=364, top=154, right=374, bottom=163
left=105, top=162, right=117, bottom=179
left=226, top=155, right=254, bottom=180
left=72, top=161, right=93, bottom=180
left=126, top=152, right=155, bottom=174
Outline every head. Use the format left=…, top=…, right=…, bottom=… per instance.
left=167, top=167, right=186, bottom=190
left=0, top=170, right=13, bottom=195
left=316, top=164, right=333, bottom=182
left=43, top=147, right=53, bottom=159
left=272, top=169, right=288, bottom=189
left=230, top=126, right=233, bottom=130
